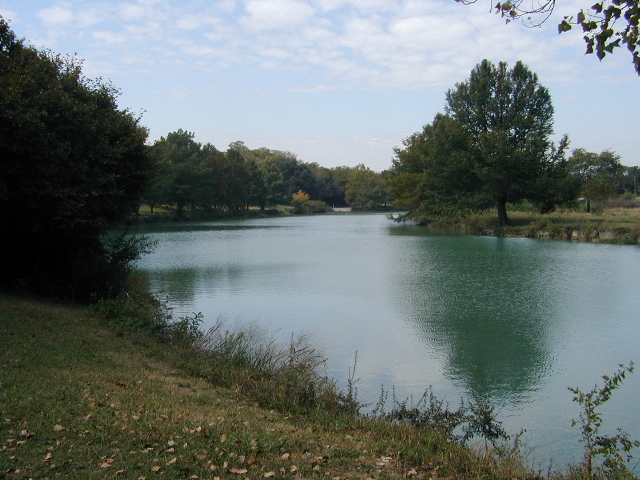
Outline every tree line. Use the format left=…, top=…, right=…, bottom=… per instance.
left=143, top=130, right=390, bottom=218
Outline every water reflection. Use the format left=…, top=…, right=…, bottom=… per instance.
left=389, top=234, right=556, bottom=404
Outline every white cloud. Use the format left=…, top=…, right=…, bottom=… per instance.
left=92, top=30, right=127, bottom=44
left=242, top=0, right=316, bottom=31
left=119, top=3, right=148, bottom=21
left=36, top=4, right=73, bottom=26
left=0, top=6, right=18, bottom=21
left=27, top=0, right=584, bottom=91
left=315, top=0, right=400, bottom=15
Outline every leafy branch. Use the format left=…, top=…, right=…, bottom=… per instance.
left=568, top=361, right=640, bottom=478
left=456, top=0, right=640, bottom=75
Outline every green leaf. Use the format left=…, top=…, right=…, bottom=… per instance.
left=559, top=19, right=573, bottom=33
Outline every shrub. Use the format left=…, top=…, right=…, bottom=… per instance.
left=569, top=362, right=640, bottom=478
left=372, top=386, right=509, bottom=447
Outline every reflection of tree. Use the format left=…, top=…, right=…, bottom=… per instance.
left=140, top=268, right=201, bottom=306
left=391, top=232, right=557, bottom=404
left=140, top=265, right=248, bottom=306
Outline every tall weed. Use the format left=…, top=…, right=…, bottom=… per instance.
left=192, top=320, right=340, bottom=412
left=370, top=385, right=509, bottom=447
left=568, top=362, right=639, bottom=479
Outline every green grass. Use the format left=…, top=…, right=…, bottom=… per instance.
left=423, top=207, right=640, bottom=244
left=1, top=293, right=637, bottom=479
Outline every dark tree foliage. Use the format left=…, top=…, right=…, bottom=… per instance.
left=619, top=165, right=640, bottom=194
left=391, top=60, right=576, bottom=226
left=457, top=0, right=640, bottom=75
left=143, top=138, right=368, bottom=214
left=0, top=17, right=150, bottom=300
left=446, top=59, right=564, bottom=226
left=568, top=148, right=625, bottom=211
left=344, top=164, right=390, bottom=210
left=391, top=113, right=483, bottom=219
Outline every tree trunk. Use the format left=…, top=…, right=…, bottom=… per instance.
left=497, top=197, right=509, bottom=227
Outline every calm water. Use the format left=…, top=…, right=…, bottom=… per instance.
left=134, top=213, right=640, bottom=470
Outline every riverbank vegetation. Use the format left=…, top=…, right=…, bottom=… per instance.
left=388, top=59, right=640, bottom=229
left=410, top=203, right=640, bottom=244
left=2, top=291, right=638, bottom=479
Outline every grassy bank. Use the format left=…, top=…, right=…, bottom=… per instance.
left=1, top=293, right=637, bottom=479
left=0, top=293, right=530, bottom=479
left=420, top=207, right=640, bottom=244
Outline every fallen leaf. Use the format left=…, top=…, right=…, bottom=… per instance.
left=263, top=472, right=276, bottom=478
left=100, top=462, right=112, bottom=468
left=167, top=457, right=177, bottom=465
left=151, top=465, right=161, bottom=472
left=229, top=467, right=248, bottom=474
left=281, top=452, right=291, bottom=460
left=290, top=465, right=298, bottom=473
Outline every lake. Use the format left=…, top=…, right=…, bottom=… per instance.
left=133, top=213, right=640, bottom=471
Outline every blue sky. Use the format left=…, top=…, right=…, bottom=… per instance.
left=2, top=0, right=638, bottom=171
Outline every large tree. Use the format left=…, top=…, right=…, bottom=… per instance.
left=0, top=17, right=150, bottom=300
left=458, top=0, right=640, bottom=75
left=445, top=59, right=558, bottom=226
left=391, top=60, right=574, bottom=226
